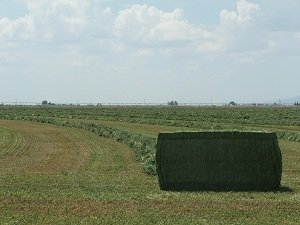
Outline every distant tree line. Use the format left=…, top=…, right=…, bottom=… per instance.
left=295, top=101, right=300, bottom=106
left=42, top=100, right=55, bottom=106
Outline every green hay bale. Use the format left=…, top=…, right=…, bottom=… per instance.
left=156, top=131, right=282, bottom=191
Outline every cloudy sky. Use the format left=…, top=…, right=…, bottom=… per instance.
left=0, top=0, right=299, bottom=104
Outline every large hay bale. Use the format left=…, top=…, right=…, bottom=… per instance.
left=156, top=131, right=282, bottom=191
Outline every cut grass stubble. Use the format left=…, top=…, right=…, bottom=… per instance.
left=0, top=117, right=300, bottom=224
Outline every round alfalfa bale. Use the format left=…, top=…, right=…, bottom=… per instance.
left=156, top=131, right=282, bottom=191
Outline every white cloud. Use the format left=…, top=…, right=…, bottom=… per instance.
left=220, top=0, right=260, bottom=26
left=0, top=14, right=35, bottom=40
left=0, top=0, right=263, bottom=53
left=215, top=0, right=263, bottom=52
left=27, top=0, right=113, bottom=40
left=114, top=5, right=207, bottom=45
left=213, top=0, right=300, bottom=56
left=1, top=0, right=300, bottom=103
left=0, top=0, right=113, bottom=42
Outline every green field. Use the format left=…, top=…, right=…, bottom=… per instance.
left=0, top=106, right=299, bottom=224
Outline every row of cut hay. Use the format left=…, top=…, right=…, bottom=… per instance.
left=156, top=131, right=282, bottom=191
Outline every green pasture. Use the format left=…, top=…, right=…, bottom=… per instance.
left=0, top=106, right=299, bottom=224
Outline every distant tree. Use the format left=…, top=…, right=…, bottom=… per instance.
left=42, top=100, right=48, bottom=105
left=167, top=100, right=178, bottom=106
left=229, top=101, right=237, bottom=106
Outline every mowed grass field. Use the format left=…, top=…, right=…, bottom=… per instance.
left=0, top=107, right=300, bottom=224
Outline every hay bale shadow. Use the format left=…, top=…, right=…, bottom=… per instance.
left=166, top=185, right=294, bottom=193
left=274, top=186, right=294, bottom=193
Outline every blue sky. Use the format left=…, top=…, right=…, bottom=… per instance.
left=0, top=0, right=299, bottom=104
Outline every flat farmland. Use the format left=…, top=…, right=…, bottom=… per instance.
left=0, top=106, right=300, bottom=224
